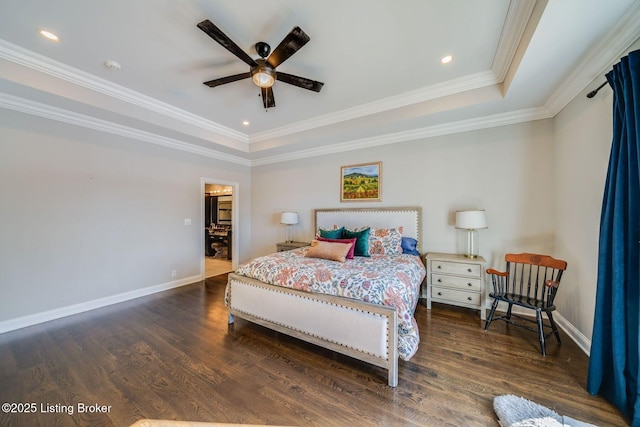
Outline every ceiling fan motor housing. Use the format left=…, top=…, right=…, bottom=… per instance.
left=255, top=42, right=271, bottom=58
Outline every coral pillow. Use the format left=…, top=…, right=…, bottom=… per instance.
left=304, top=240, right=353, bottom=263
left=317, top=237, right=357, bottom=259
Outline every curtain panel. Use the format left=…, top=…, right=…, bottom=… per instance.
left=587, top=48, right=640, bottom=425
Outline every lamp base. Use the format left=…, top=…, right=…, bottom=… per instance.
left=464, top=229, right=479, bottom=259
left=285, top=225, right=294, bottom=244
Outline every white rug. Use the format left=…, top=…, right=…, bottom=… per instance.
left=493, top=395, right=598, bottom=427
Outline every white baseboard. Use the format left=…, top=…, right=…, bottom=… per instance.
left=0, top=275, right=201, bottom=334
left=554, top=311, right=591, bottom=356
left=3, top=281, right=593, bottom=358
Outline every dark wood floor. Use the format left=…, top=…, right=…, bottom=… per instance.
left=0, top=274, right=627, bottom=426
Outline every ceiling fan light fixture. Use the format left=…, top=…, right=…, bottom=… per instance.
left=252, top=71, right=275, bottom=88
left=251, top=59, right=276, bottom=88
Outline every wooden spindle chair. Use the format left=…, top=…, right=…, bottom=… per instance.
left=484, top=253, right=567, bottom=356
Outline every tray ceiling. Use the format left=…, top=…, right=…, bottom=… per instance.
left=1, top=0, right=639, bottom=165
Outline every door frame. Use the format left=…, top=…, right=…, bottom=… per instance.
left=201, top=177, right=239, bottom=279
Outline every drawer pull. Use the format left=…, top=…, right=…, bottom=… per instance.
left=437, top=265, right=442, bottom=269
left=437, top=292, right=442, bottom=296
left=467, top=297, right=473, bottom=301
left=467, top=268, right=472, bottom=272
left=437, top=278, right=442, bottom=283
left=467, top=283, right=472, bottom=287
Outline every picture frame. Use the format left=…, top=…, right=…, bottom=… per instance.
left=340, top=161, right=382, bottom=202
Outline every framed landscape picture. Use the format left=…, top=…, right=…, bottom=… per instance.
left=340, top=161, right=382, bottom=202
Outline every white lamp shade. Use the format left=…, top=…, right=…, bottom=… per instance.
left=280, top=212, right=299, bottom=225
left=455, top=210, right=487, bottom=229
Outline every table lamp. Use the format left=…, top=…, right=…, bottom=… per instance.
left=455, top=210, right=487, bottom=258
left=280, top=212, right=298, bottom=243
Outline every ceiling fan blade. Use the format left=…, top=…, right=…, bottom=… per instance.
left=261, top=87, right=275, bottom=108
left=266, top=26, right=310, bottom=68
left=203, top=72, right=251, bottom=88
left=197, top=20, right=257, bottom=67
left=277, top=72, right=324, bottom=92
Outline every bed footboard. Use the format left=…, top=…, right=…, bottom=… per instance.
left=226, top=273, right=399, bottom=387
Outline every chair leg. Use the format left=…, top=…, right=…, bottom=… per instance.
left=536, top=310, right=546, bottom=356
left=506, top=303, right=513, bottom=320
left=547, top=311, right=561, bottom=344
left=484, top=299, right=499, bottom=331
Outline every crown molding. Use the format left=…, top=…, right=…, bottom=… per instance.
left=3, top=1, right=634, bottom=168
left=270, top=15, right=639, bottom=167
left=0, top=5, right=522, bottom=152
left=0, top=93, right=251, bottom=166
left=544, top=0, right=640, bottom=117
left=0, top=38, right=498, bottom=149
left=251, top=106, right=552, bottom=166
left=249, top=70, right=499, bottom=144
left=250, top=0, right=537, bottom=145
left=491, top=0, right=537, bottom=83
left=0, top=39, right=249, bottom=146
left=1, top=89, right=554, bottom=169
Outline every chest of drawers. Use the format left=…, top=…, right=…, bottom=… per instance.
left=425, top=252, right=486, bottom=321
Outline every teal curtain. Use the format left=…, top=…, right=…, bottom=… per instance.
left=587, top=49, right=640, bottom=425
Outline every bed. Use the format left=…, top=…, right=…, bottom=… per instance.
left=226, top=207, right=425, bottom=387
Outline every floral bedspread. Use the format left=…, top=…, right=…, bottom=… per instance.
left=233, top=248, right=426, bottom=360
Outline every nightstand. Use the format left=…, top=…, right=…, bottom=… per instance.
left=425, top=252, right=486, bottom=321
left=276, top=241, right=310, bottom=252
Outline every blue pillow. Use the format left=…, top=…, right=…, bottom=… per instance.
left=401, top=237, right=420, bottom=256
left=318, top=226, right=344, bottom=239
left=342, top=227, right=371, bottom=257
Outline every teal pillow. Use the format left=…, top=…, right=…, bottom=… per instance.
left=318, top=226, right=344, bottom=239
left=342, top=227, right=371, bottom=257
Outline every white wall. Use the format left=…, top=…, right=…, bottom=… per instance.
left=0, top=109, right=251, bottom=327
left=251, top=119, right=556, bottom=271
left=553, top=78, right=613, bottom=343
left=553, top=40, right=640, bottom=347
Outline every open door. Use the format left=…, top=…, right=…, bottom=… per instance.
left=202, top=179, right=237, bottom=278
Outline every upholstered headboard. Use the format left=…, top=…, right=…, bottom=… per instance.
left=314, top=207, right=422, bottom=249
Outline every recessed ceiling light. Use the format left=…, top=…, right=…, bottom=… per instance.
left=38, top=29, right=61, bottom=42
left=441, top=55, right=453, bottom=64
left=242, top=120, right=250, bottom=126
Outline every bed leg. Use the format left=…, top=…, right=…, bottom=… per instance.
left=228, top=313, right=234, bottom=324
left=388, top=364, right=398, bottom=387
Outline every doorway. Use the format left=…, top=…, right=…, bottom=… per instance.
left=202, top=178, right=237, bottom=278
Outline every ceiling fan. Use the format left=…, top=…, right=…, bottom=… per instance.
left=197, top=19, right=324, bottom=109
